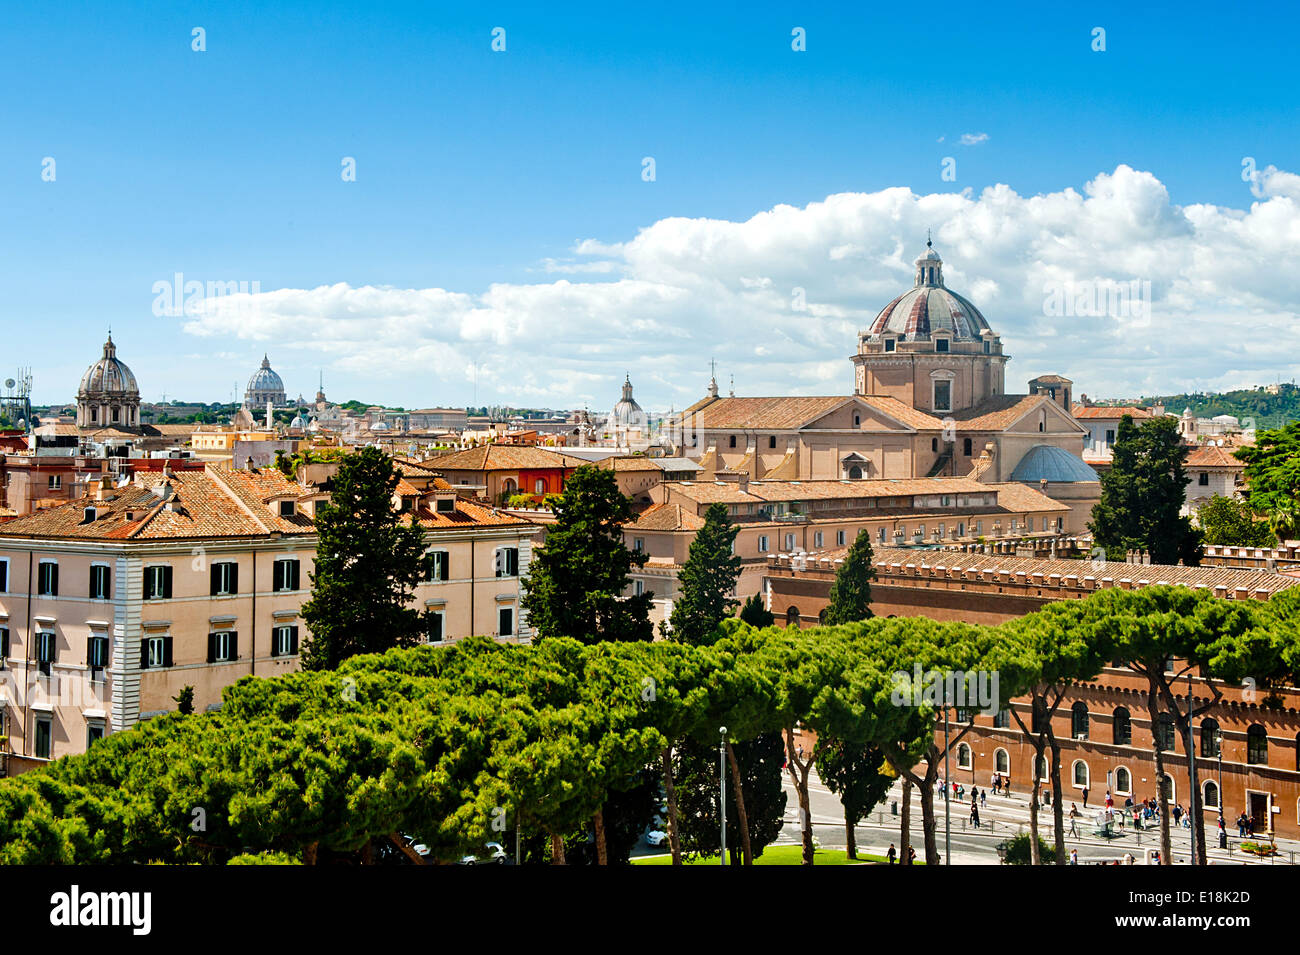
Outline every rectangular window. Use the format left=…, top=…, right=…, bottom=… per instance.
left=272, top=558, right=301, bottom=592
left=768, top=435, right=776, bottom=449
left=270, top=625, right=299, bottom=658
left=878, top=527, right=886, bottom=543
left=633, top=538, right=644, bottom=553
left=87, top=722, right=105, bottom=749
left=758, top=535, right=769, bottom=552
left=278, top=500, right=295, bottom=517
left=90, top=564, right=111, bottom=600
left=142, top=635, right=172, bottom=669
left=47, top=475, right=61, bottom=490
left=1105, top=429, right=1115, bottom=445
left=210, top=561, right=238, bottom=596
left=87, top=635, right=109, bottom=672
left=933, top=380, right=952, bottom=412
left=426, top=614, right=444, bottom=644
left=836, top=530, right=846, bottom=547
left=495, top=547, right=519, bottom=578
left=993, top=709, right=1010, bottom=729
left=38, top=561, right=58, bottom=596
left=0, top=558, right=7, bottom=593
left=813, top=531, right=823, bottom=548
left=207, top=630, right=237, bottom=663
left=935, top=338, right=949, bottom=353
left=0, top=626, right=8, bottom=665
left=35, top=717, right=52, bottom=759
left=982, top=340, right=990, bottom=354
left=784, top=533, right=795, bottom=551
left=1199, top=473, right=1209, bottom=486
left=498, top=607, right=514, bottom=637
left=729, top=435, right=737, bottom=448
left=144, top=565, right=172, bottom=600
left=884, top=339, right=896, bottom=352
left=37, top=631, right=56, bottom=676
left=634, top=579, right=644, bottom=596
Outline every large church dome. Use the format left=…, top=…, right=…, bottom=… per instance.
left=865, top=241, right=994, bottom=343
left=79, top=334, right=139, bottom=398
left=612, top=375, right=645, bottom=429
left=245, top=354, right=287, bottom=406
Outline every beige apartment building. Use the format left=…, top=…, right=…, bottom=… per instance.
left=624, top=474, right=1070, bottom=627
left=0, top=462, right=537, bottom=772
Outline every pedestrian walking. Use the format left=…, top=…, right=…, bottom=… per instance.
left=1081, top=785, right=1089, bottom=808
left=887, top=843, right=896, bottom=864
left=980, top=789, right=986, bottom=808
left=1070, top=848, right=1078, bottom=865
left=970, top=803, right=980, bottom=828
left=1068, top=805, right=1079, bottom=838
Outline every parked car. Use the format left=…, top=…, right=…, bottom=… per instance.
left=645, top=829, right=668, bottom=847
left=458, top=841, right=509, bottom=865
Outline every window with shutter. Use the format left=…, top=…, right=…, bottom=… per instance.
left=38, top=561, right=58, bottom=596
left=37, top=631, right=56, bottom=676
left=211, top=562, right=237, bottom=596
left=90, top=564, right=111, bottom=600
left=0, top=559, right=8, bottom=592
left=0, top=626, right=7, bottom=665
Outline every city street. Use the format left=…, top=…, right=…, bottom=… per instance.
left=775, top=769, right=1300, bottom=865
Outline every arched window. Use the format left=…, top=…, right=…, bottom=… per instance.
left=534, top=479, right=545, bottom=495
left=502, top=478, right=517, bottom=496
left=1112, top=707, right=1131, bottom=746
left=785, top=606, right=801, bottom=628
left=848, top=465, right=862, bottom=479
left=1247, top=724, right=1268, bottom=765
left=1203, top=780, right=1220, bottom=810
left=1071, top=702, right=1089, bottom=740
left=1200, top=719, right=1220, bottom=758
left=1072, top=759, right=1089, bottom=788
left=931, top=437, right=938, bottom=452
left=1155, top=712, right=1176, bottom=752
left=957, top=743, right=972, bottom=770
left=995, top=748, right=1009, bottom=774
left=1160, top=774, right=1175, bottom=803
left=817, top=609, right=828, bottom=625
left=1034, top=755, right=1048, bottom=780
left=1115, top=766, right=1131, bottom=795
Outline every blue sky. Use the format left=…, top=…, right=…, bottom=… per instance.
left=2, top=1, right=1297, bottom=408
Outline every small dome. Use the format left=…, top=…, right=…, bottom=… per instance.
left=1010, top=444, right=1100, bottom=483
left=612, top=375, right=645, bottom=429
left=79, top=334, right=139, bottom=398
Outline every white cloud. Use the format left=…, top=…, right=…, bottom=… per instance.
left=184, top=165, right=1300, bottom=408
left=960, top=132, right=990, bottom=146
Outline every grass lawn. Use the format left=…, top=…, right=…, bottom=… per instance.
left=632, top=845, right=917, bottom=865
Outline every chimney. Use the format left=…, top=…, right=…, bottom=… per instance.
left=738, top=471, right=749, bottom=493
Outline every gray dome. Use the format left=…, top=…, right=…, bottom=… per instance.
left=612, top=375, right=645, bottom=428
left=79, top=335, right=139, bottom=398
left=247, top=355, right=285, bottom=395
left=867, top=243, right=994, bottom=343
left=1010, top=444, right=1100, bottom=483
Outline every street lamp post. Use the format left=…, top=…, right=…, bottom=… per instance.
left=720, top=726, right=728, bottom=866
left=942, top=682, right=951, bottom=866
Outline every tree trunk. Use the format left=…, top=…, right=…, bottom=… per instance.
left=303, top=841, right=318, bottom=866
left=1047, top=729, right=1066, bottom=865
left=1147, top=679, right=1172, bottom=865
left=918, top=769, right=939, bottom=865
left=783, top=726, right=815, bottom=865
left=725, top=741, right=753, bottom=866
left=1029, top=742, right=1043, bottom=865
left=360, top=839, right=373, bottom=865
left=660, top=745, right=682, bottom=866
left=844, top=802, right=858, bottom=860
left=593, top=808, right=608, bottom=866
left=550, top=831, right=567, bottom=865
left=900, top=777, right=912, bottom=865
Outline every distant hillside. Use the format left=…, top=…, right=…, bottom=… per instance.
left=1139, top=383, right=1300, bottom=430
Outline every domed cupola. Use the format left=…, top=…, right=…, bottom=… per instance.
left=245, top=354, right=287, bottom=407
left=77, top=333, right=142, bottom=429
left=865, top=239, right=994, bottom=343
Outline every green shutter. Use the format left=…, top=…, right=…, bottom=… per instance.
left=207, top=633, right=217, bottom=663
left=289, top=626, right=299, bottom=655
left=163, top=566, right=173, bottom=599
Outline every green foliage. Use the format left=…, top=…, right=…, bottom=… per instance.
left=671, top=734, right=786, bottom=862
left=1143, top=384, right=1300, bottom=430
left=1090, top=415, right=1201, bottom=564
left=1002, top=832, right=1062, bottom=865
left=173, top=685, right=195, bottom=715
left=1195, top=494, right=1276, bottom=547
left=823, top=529, right=876, bottom=625
left=299, top=446, right=429, bottom=670
left=522, top=466, right=653, bottom=643
left=1236, top=422, right=1300, bottom=539
left=669, top=503, right=741, bottom=645
left=738, top=593, right=774, bottom=629
left=814, top=738, right=892, bottom=834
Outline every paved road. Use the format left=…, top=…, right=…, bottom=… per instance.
left=773, top=770, right=1299, bottom=865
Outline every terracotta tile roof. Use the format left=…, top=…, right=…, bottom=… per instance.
left=412, top=498, right=535, bottom=529
left=665, top=476, right=993, bottom=505
left=859, top=394, right=1055, bottom=432
left=1185, top=446, right=1245, bottom=468
left=679, top=396, right=853, bottom=431
left=596, top=456, right=667, bottom=473
left=1071, top=405, right=1153, bottom=420
left=787, top=546, right=1297, bottom=596
left=394, top=478, right=423, bottom=496
left=0, top=466, right=313, bottom=541
left=625, top=502, right=707, bottom=532
left=984, top=482, right=1072, bottom=513
left=427, top=445, right=589, bottom=471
